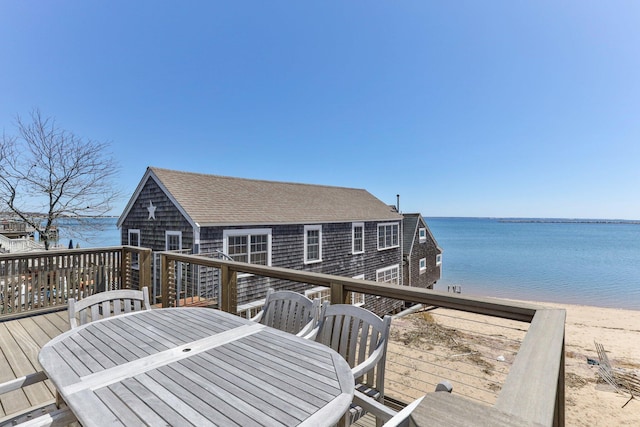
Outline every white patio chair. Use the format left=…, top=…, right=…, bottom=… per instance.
left=314, top=303, right=392, bottom=426
left=68, top=286, right=151, bottom=328
left=0, top=372, right=77, bottom=426
left=251, top=288, right=321, bottom=337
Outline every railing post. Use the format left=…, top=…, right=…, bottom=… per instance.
left=220, top=265, right=237, bottom=313
left=121, top=247, right=130, bottom=289
left=330, top=282, right=347, bottom=305
left=160, top=254, right=175, bottom=308
left=139, top=248, right=152, bottom=290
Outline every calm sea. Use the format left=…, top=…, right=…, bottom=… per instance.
left=55, top=217, right=640, bottom=310
left=426, top=217, right=640, bottom=310
left=54, top=217, right=121, bottom=249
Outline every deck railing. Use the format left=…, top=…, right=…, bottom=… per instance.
left=159, top=252, right=565, bottom=427
left=0, top=246, right=152, bottom=320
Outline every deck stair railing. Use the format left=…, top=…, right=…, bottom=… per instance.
left=159, top=252, right=565, bottom=427
left=0, top=234, right=45, bottom=253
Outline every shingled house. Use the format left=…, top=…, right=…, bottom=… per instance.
left=402, top=213, right=442, bottom=289
left=117, top=167, right=405, bottom=314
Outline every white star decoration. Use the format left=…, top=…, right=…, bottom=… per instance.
left=147, top=201, right=156, bottom=220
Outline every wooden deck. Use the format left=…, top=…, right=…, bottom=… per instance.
left=0, top=310, right=69, bottom=420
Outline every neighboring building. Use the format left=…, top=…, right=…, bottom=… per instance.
left=0, top=219, right=44, bottom=253
left=402, top=213, right=442, bottom=290
left=117, top=167, right=405, bottom=314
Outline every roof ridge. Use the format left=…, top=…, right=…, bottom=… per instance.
left=145, top=166, right=402, bottom=225
left=149, top=166, right=367, bottom=192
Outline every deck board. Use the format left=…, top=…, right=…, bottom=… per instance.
left=0, top=310, right=69, bottom=419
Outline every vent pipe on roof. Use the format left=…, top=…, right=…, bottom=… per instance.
left=396, top=194, right=400, bottom=213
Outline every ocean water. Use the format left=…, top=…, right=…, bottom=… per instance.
left=53, top=216, right=640, bottom=310
left=53, top=217, right=121, bottom=249
left=426, top=217, right=640, bottom=310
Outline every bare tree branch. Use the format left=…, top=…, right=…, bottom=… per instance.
left=0, top=109, right=122, bottom=249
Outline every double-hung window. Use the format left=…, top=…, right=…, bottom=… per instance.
left=166, top=231, right=182, bottom=251
left=128, top=229, right=140, bottom=269
left=304, top=225, right=322, bottom=264
left=223, top=229, right=272, bottom=266
left=352, top=223, right=364, bottom=254
left=419, top=227, right=427, bottom=243
left=377, top=222, right=399, bottom=250
left=419, top=258, right=427, bottom=273
left=376, top=264, right=399, bottom=285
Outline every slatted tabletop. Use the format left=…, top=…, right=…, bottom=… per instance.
left=38, top=308, right=354, bottom=426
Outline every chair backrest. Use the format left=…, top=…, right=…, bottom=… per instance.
left=315, top=303, right=392, bottom=395
left=68, top=287, right=151, bottom=329
left=255, top=289, right=319, bottom=335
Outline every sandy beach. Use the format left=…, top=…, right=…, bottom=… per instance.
left=537, top=301, right=640, bottom=426
left=388, top=300, right=640, bottom=426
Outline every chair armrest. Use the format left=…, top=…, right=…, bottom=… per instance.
left=0, top=371, right=48, bottom=394
left=250, top=310, right=264, bottom=323
left=15, top=406, right=76, bottom=427
left=352, top=341, right=385, bottom=379
left=352, top=390, right=397, bottom=423
left=353, top=390, right=428, bottom=427
left=296, top=318, right=318, bottom=338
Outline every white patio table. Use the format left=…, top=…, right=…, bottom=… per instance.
left=39, top=307, right=354, bottom=426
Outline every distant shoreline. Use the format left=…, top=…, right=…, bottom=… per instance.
left=497, top=218, right=640, bottom=224
left=425, top=216, right=640, bottom=224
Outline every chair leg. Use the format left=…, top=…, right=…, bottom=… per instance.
left=56, top=391, right=66, bottom=409
left=338, top=413, right=349, bottom=427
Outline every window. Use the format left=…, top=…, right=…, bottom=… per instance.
left=351, top=274, right=365, bottom=306
left=128, top=229, right=140, bottom=269
left=166, top=231, right=182, bottom=251
left=352, top=223, right=364, bottom=254
left=223, top=229, right=272, bottom=266
left=419, top=258, right=427, bottom=273
left=436, top=254, right=442, bottom=266
left=351, top=292, right=365, bottom=306
left=419, top=227, right=427, bottom=243
left=377, top=222, right=399, bottom=250
left=304, top=225, right=322, bottom=264
left=376, top=264, right=399, bottom=285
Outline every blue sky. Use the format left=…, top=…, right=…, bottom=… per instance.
left=1, top=1, right=639, bottom=220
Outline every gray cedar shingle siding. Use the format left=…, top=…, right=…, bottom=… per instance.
left=402, top=214, right=442, bottom=289
left=120, top=178, right=193, bottom=251
left=118, top=167, right=405, bottom=313
left=198, top=222, right=402, bottom=305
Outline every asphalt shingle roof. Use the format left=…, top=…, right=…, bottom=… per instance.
left=150, top=167, right=402, bottom=226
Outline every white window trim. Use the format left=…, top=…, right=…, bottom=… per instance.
left=223, top=229, right=273, bottom=278
left=304, top=225, right=322, bottom=264
left=352, top=222, right=365, bottom=254
left=419, top=257, right=427, bottom=273
left=376, top=264, right=400, bottom=285
left=128, top=229, right=140, bottom=270
left=377, top=222, right=400, bottom=251
left=436, top=254, right=443, bottom=266
left=419, top=227, right=427, bottom=243
left=165, top=231, right=182, bottom=251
